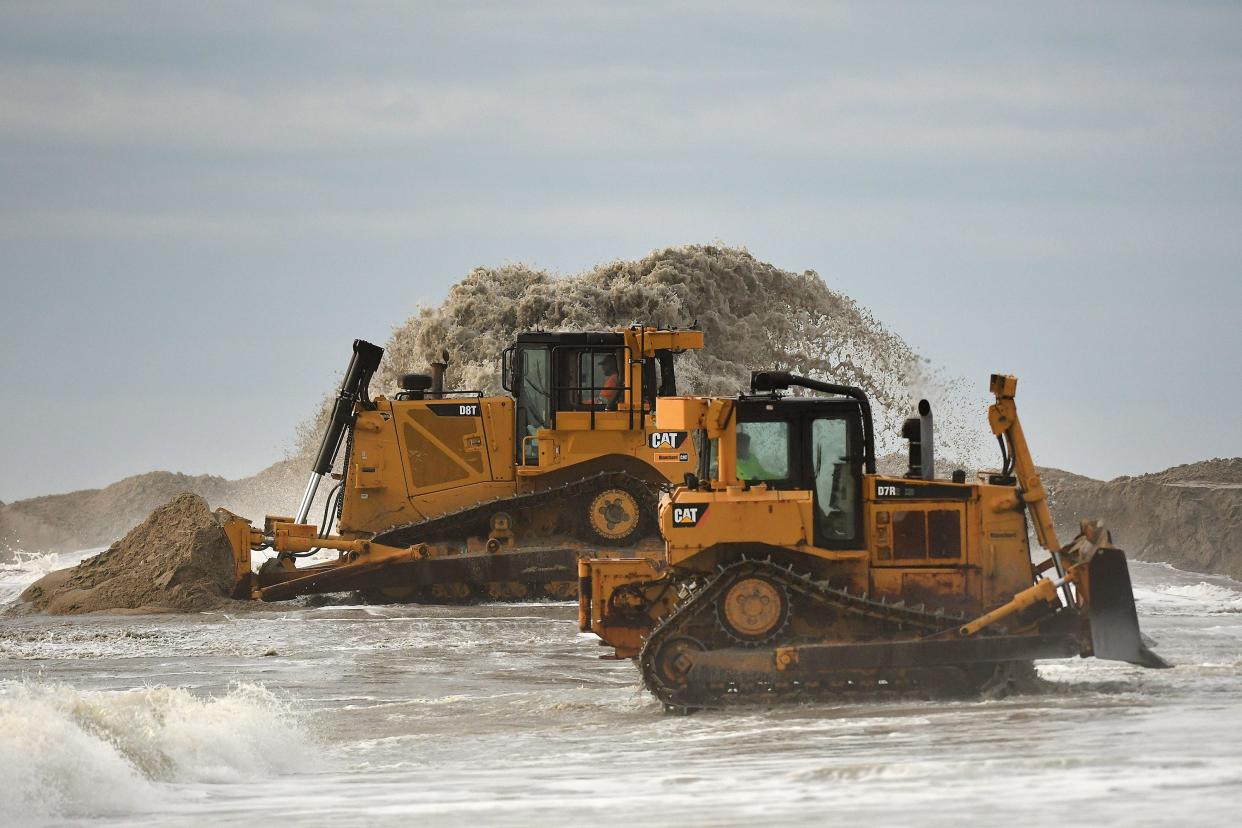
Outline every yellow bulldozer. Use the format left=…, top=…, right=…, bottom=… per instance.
left=578, top=371, right=1168, bottom=711
left=221, top=325, right=704, bottom=602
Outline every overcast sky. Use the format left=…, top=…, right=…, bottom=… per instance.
left=2, top=1, right=1240, bottom=502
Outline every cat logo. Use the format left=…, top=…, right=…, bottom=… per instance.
left=649, top=431, right=688, bottom=450
left=671, top=503, right=710, bottom=527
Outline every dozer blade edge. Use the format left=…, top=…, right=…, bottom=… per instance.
left=1087, top=547, right=1171, bottom=669
left=257, top=545, right=582, bottom=602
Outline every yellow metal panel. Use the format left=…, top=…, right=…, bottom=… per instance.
left=653, top=397, right=712, bottom=432
left=661, top=487, right=814, bottom=566
left=579, top=556, right=667, bottom=658
left=865, top=476, right=970, bottom=568
left=340, top=397, right=519, bottom=535
left=408, top=481, right=518, bottom=520
left=481, top=399, right=515, bottom=482
left=553, top=411, right=644, bottom=432
left=338, top=404, right=412, bottom=534
left=974, top=483, right=1035, bottom=610
left=622, top=327, right=705, bottom=355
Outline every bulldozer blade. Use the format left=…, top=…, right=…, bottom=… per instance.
left=257, top=545, right=584, bottom=602
left=1087, top=547, right=1170, bottom=668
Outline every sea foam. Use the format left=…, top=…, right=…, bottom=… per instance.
left=0, top=680, right=318, bottom=821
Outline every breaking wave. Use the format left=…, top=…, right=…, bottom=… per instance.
left=0, top=547, right=102, bottom=606
left=1135, top=580, right=1242, bottom=616
left=0, top=680, right=318, bottom=821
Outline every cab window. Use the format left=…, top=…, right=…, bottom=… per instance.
left=554, top=348, right=623, bottom=411
left=576, top=350, right=623, bottom=408
left=516, top=346, right=551, bottom=463
left=706, top=421, right=791, bottom=483
left=810, top=416, right=856, bottom=542
left=736, top=421, right=789, bottom=482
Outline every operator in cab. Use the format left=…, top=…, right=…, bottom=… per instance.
left=593, top=354, right=621, bottom=408
left=736, top=431, right=774, bottom=481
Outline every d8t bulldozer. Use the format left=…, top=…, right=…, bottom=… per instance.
left=578, top=372, right=1168, bottom=711
left=222, top=325, right=704, bottom=603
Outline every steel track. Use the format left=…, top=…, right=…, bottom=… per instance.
left=372, top=470, right=659, bottom=547
left=362, top=471, right=660, bottom=601
left=639, top=558, right=983, bottom=710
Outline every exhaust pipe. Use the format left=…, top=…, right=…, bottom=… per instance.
left=902, top=399, right=935, bottom=480
left=429, top=349, right=449, bottom=399
left=295, top=339, right=384, bottom=524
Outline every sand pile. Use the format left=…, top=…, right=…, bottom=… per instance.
left=1, top=472, right=231, bottom=558
left=9, top=493, right=239, bottom=615
left=0, top=460, right=304, bottom=559
left=1042, top=460, right=1242, bottom=581
left=1140, top=457, right=1242, bottom=488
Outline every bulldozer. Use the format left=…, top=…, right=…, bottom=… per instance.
left=221, top=325, right=704, bottom=603
left=578, top=371, right=1169, bottom=711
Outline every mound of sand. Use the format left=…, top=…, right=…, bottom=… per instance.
left=1042, top=460, right=1242, bottom=581
left=9, top=493, right=240, bottom=616
left=1137, top=457, right=1242, bottom=488
left=0, top=460, right=304, bottom=559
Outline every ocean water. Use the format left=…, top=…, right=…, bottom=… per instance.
left=1, top=556, right=1239, bottom=827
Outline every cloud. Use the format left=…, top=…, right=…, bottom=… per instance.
left=6, top=194, right=1239, bottom=272
left=3, top=53, right=1238, bottom=161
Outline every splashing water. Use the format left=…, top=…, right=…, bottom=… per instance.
left=0, top=558, right=1238, bottom=825
left=0, top=547, right=102, bottom=605
left=293, top=245, right=988, bottom=467
left=0, top=681, right=318, bottom=822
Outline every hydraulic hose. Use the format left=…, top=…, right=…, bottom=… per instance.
left=282, top=481, right=344, bottom=560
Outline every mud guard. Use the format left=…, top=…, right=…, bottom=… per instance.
left=1087, top=547, right=1170, bottom=668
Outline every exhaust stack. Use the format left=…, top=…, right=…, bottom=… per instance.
left=429, top=350, right=449, bottom=398
left=902, top=399, right=935, bottom=481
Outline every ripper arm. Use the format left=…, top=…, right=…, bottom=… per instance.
left=959, top=374, right=1078, bottom=637
left=987, top=374, right=1061, bottom=554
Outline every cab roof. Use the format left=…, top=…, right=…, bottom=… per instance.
left=514, top=331, right=625, bottom=347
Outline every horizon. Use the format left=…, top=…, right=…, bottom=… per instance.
left=3, top=2, right=1241, bottom=501
left=5, top=410, right=1233, bottom=507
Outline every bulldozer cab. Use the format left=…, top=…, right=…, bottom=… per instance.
left=703, top=397, right=865, bottom=549
left=503, top=329, right=690, bottom=466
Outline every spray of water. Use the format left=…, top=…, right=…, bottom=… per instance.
left=0, top=680, right=317, bottom=820
left=378, top=244, right=987, bottom=465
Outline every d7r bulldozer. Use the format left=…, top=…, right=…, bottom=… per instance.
left=578, top=372, right=1168, bottom=711
left=221, top=325, right=704, bottom=603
